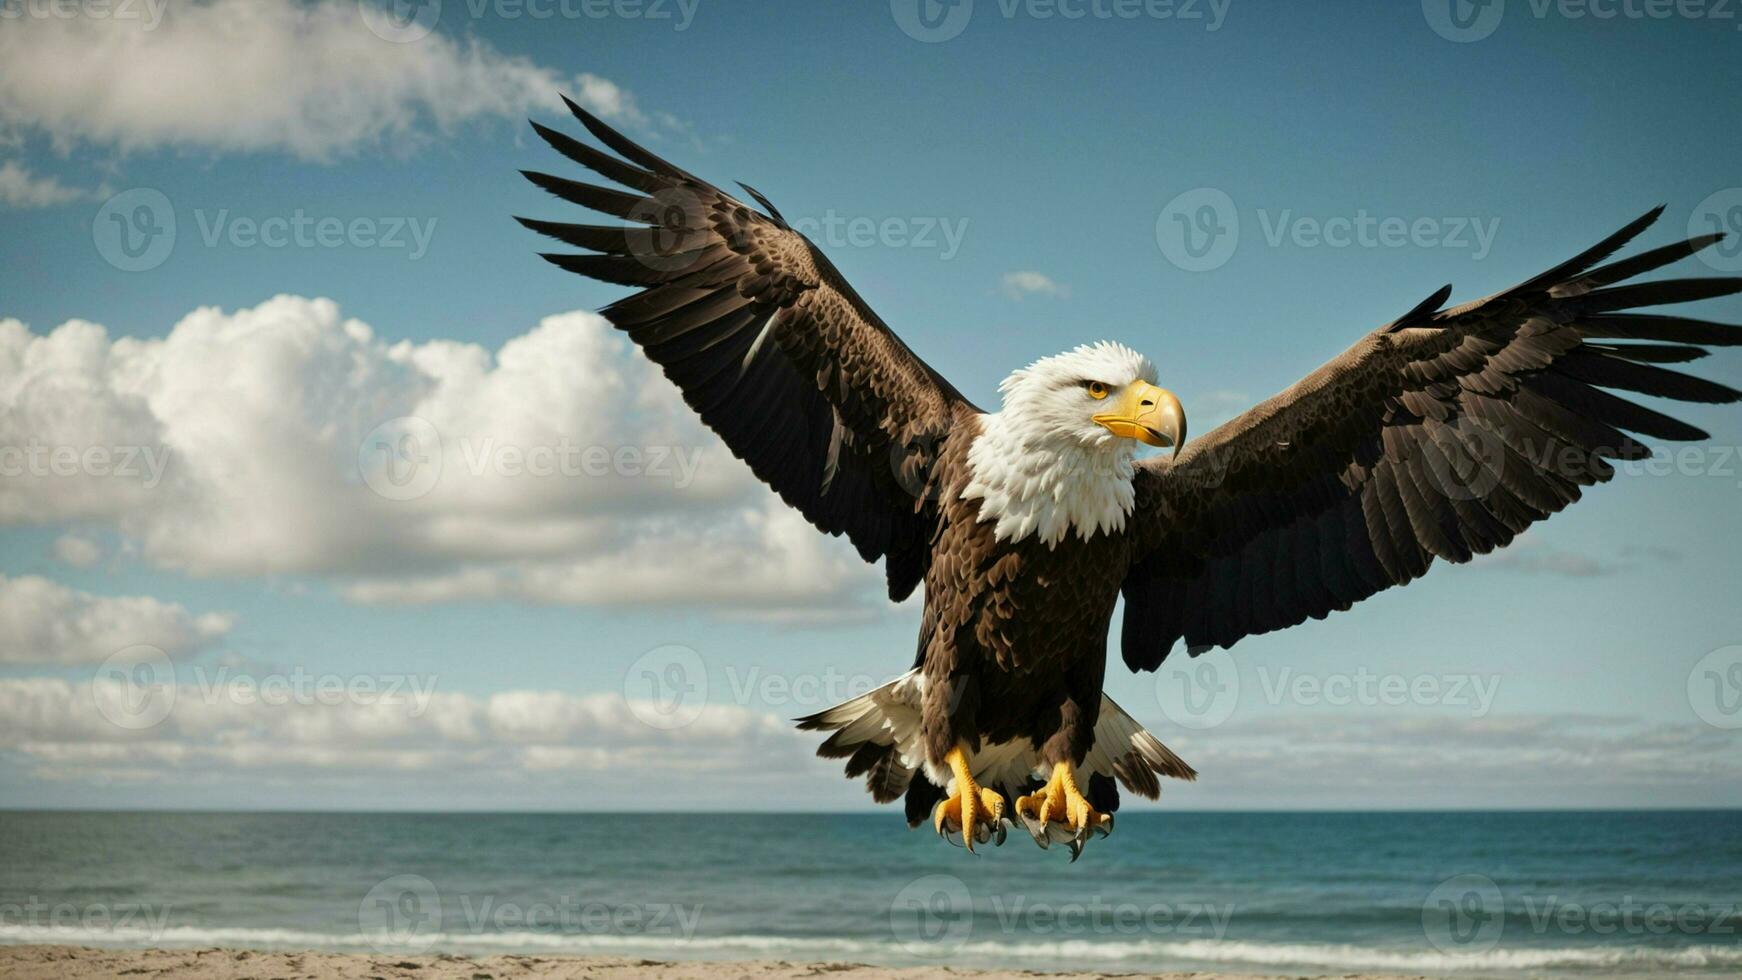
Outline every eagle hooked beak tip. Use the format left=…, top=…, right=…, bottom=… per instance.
left=1094, top=383, right=1186, bottom=457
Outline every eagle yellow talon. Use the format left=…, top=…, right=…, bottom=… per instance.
left=931, top=746, right=1007, bottom=851
left=1016, top=760, right=1112, bottom=859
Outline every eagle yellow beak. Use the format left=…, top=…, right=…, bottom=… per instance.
left=1094, top=382, right=1186, bottom=456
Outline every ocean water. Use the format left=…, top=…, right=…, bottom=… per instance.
left=0, top=810, right=1738, bottom=978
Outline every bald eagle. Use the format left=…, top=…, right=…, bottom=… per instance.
left=520, top=100, right=1740, bottom=858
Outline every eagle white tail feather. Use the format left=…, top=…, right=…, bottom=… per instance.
left=796, top=669, right=1196, bottom=807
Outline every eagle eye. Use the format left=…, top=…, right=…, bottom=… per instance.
left=1086, top=381, right=1110, bottom=400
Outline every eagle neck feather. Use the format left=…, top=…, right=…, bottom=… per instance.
left=961, top=411, right=1138, bottom=547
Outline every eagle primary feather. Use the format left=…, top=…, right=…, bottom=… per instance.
left=519, top=100, right=1740, bottom=857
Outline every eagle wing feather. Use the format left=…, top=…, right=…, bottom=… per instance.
left=519, top=100, right=976, bottom=601
left=1122, top=207, right=1741, bottom=669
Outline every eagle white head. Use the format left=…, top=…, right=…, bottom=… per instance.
left=995, top=342, right=1184, bottom=453
left=963, top=342, right=1187, bottom=545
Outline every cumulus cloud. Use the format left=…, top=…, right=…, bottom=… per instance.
left=1000, top=270, right=1069, bottom=301
left=52, top=534, right=103, bottom=568
left=1160, top=712, right=1742, bottom=807
left=5, top=670, right=1736, bottom=806
left=0, top=574, right=233, bottom=665
left=0, top=0, right=647, bottom=161
left=0, top=296, right=882, bottom=618
left=0, top=676, right=809, bottom=785
left=0, top=160, right=90, bottom=209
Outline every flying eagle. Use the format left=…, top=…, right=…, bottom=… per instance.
left=519, top=100, right=1740, bottom=858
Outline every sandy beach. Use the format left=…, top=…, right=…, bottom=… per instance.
left=0, top=946, right=1429, bottom=980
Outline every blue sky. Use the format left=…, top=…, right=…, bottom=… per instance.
left=1, top=0, right=1740, bottom=811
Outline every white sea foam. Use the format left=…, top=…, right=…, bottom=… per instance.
left=5, top=924, right=1742, bottom=974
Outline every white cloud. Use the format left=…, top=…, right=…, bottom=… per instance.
left=0, top=0, right=645, bottom=161
left=0, top=574, right=233, bottom=665
left=0, top=160, right=89, bottom=208
left=0, top=676, right=808, bottom=784
left=0, top=296, right=883, bottom=618
left=4, top=671, right=1736, bottom=806
left=1000, top=270, right=1069, bottom=301
left=1159, top=712, right=1742, bottom=807
left=52, top=533, right=103, bottom=568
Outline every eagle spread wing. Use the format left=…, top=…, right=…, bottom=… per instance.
left=1122, top=208, right=1741, bottom=669
left=518, top=100, right=975, bottom=601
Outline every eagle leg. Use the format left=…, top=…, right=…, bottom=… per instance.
left=931, top=745, right=1007, bottom=852
left=1015, top=760, right=1113, bottom=862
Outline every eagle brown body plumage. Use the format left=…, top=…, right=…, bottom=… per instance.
left=519, top=98, right=1741, bottom=856
left=912, top=416, right=1138, bottom=815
